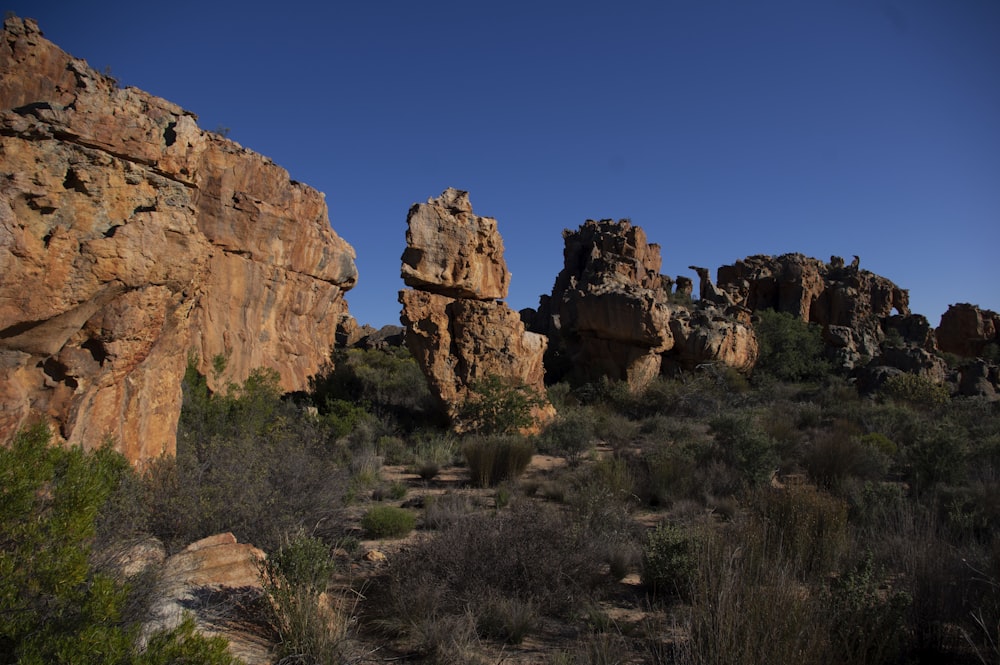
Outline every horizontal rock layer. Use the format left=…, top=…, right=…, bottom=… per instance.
left=0, top=17, right=357, bottom=461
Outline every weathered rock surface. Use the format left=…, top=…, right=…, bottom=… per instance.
left=535, top=219, right=758, bottom=390
left=399, top=190, right=553, bottom=429
left=142, top=533, right=272, bottom=665
left=717, top=253, right=917, bottom=363
left=401, top=188, right=509, bottom=300
left=0, top=18, right=357, bottom=461
left=937, top=303, right=1000, bottom=359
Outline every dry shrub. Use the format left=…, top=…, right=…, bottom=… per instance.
left=462, top=435, right=534, bottom=487
left=680, top=528, right=829, bottom=665
left=367, top=502, right=607, bottom=649
left=744, top=486, right=848, bottom=582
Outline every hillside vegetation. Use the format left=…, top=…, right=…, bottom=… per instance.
left=3, top=315, right=999, bottom=665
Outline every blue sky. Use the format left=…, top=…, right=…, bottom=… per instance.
left=9, top=1, right=999, bottom=328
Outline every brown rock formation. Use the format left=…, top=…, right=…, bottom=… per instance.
left=537, top=219, right=757, bottom=389
left=401, top=188, right=509, bottom=300
left=0, top=18, right=357, bottom=461
left=717, top=253, right=913, bottom=361
left=399, top=190, right=553, bottom=430
left=937, top=303, right=1000, bottom=358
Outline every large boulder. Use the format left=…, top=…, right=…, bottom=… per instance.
left=401, top=188, right=509, bottom=300
left=142, top=533, right=271, bottom=665
left=399, top=190, right=553, bottom=430
left=0, top=18, right=357, bottom=462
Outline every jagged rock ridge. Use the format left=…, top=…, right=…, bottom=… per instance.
left=531, top=219, right=759, bottom=391
left=0, top=17, right=358, bottom=462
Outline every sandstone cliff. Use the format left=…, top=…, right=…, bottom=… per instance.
left=399, top=189, right=554, bottom=430
left=0, top=17, right=357, bottom=462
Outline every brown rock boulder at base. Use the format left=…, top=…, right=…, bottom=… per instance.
left=0, top=17, right=357, bottom=462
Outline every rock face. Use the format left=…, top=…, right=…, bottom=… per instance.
left=937, top=303, right=1000, bottom=359
left=535, top=219, right=758, bottom=390
left=399, top=189, right=553, bottom=429
left=0, top=18, right=357, bottom=461
left=717, top=253, right=918, bottom=364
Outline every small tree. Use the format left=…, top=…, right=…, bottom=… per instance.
left=455, top=375, right=544, bottom=435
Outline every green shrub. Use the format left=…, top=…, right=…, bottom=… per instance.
left=880, top=373, right=950, bottom=407
left=641, top=522, right=696, bottom=597
left=260, top=533, right=354, bottom=663
left=709, top=414, right=778, bottom=488
left=361, top=506, right=416, bottom=539
left=536, top=406, right=598, bottom=464
left=0, top=425, right=237, bottom=665
left=456, top=375, right=546, bottom=435
left=150, top=365, right=350, bottom=552
left=753, top=309, right=832, bottom=383
left=462, top=435, right=535, bottom=487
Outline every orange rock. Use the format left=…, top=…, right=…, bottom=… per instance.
left=0, top=17, right=357, bottom=462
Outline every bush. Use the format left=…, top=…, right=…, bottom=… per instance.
left=361, top=506, right=416, bottom=539
left=367, top=502, right=607, bottom=649
left=0, top=425, right=237, bottom=665
left=880, top=373, right=950, bottom=407
left=260, top=533, right=354, bottom=664
left=709, top=414, right=778, bottom=488
left=456, top=375, right=545, bottom=435
left=753, top=309, right=832, bottom=383
left=641, top=522, right=696, bottom=597
left=462, top=435, right=535, bottom=487
left=148, top=364, right=350, bottom=552
left=746, top=487, right=848, bottom=581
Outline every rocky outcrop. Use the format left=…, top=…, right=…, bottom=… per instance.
left=937, top=303, right=1000, bottom=359
left=535, top=219, right=758, bottom=390
left=717, top=253, right=917, bottom=364
left=399, top=189, right=553, bottom=430
left=0, top=18, right=357, bottom=462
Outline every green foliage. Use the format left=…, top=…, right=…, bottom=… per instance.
left=880, top=372, right=950, bottom=407
left=753, top=309, right=832, bottom=382
left=709, top=414, right=778, bottom=488
left=746, top=487, right=848, bottom=581
left=149, top=363, right=349, bottom=552
left=456, top=375, right=545, bottom=435
left=260, top=534, right=354, bottom=664
left=462, top=435, right=535, bottom=487
left=641, top=523, right=696, bottom=596
left=361, top=506, right=416, bottom=539
left=825, top=553, right=911, bottom=665
left=310, top=347, right=435, bottom=431
left=0, top=426, right=238, bottom=665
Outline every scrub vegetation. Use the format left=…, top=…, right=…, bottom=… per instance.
left=3, top=317, right=999, bottom=664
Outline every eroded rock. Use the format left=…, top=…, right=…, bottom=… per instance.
left=399, top=190, right=553, bottom=430
left=0, top=17, right=357, bottom=461
left=536, top=219, right=757, bottom=390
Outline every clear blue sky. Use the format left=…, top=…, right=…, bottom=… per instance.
left=8, top=1, right=999, bottom=328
